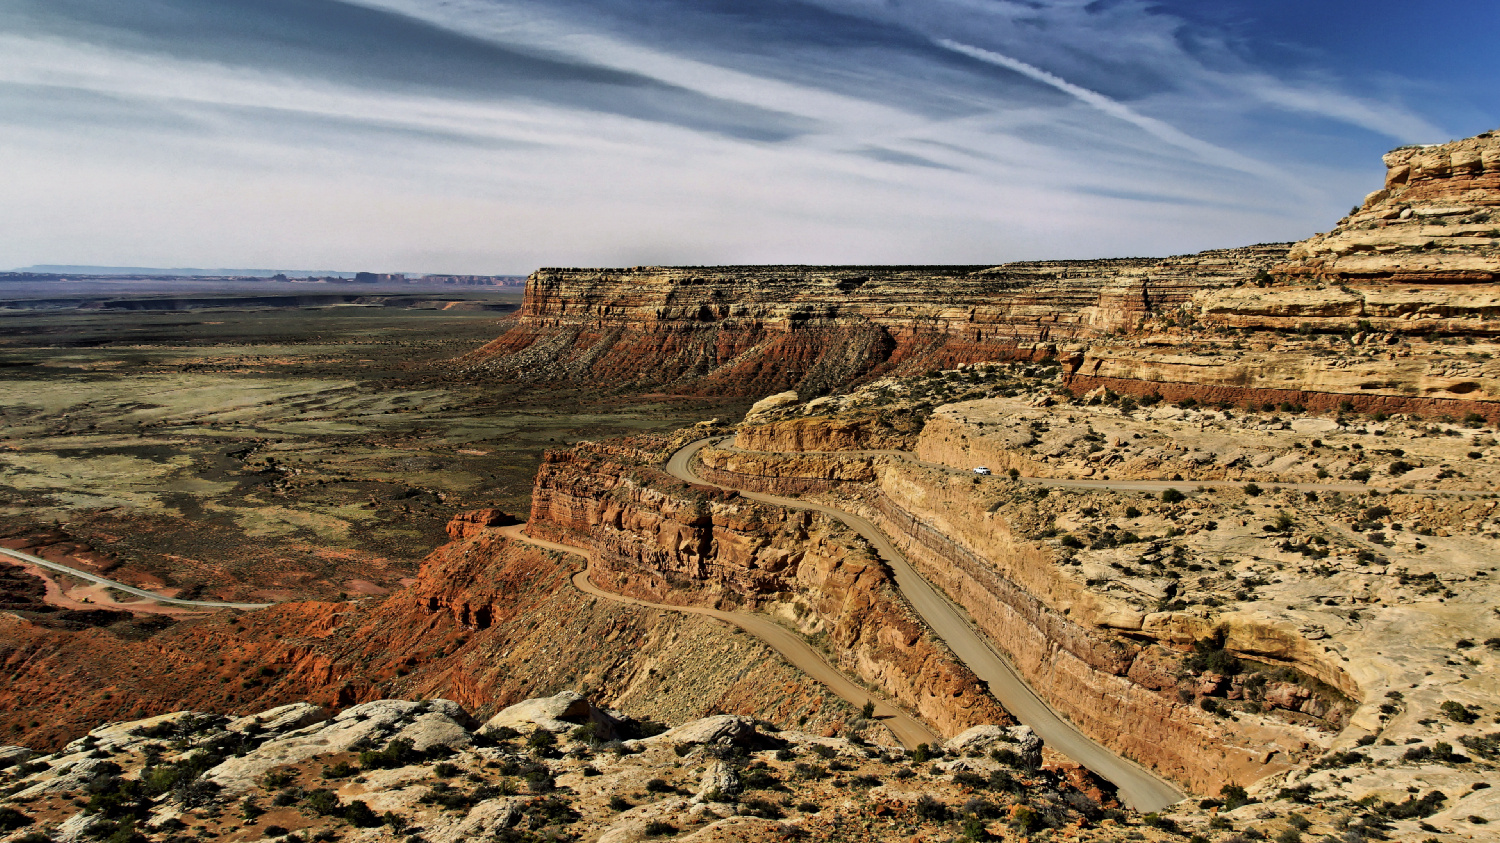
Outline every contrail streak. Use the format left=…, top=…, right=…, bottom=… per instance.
left=936, top=38, right=1285, bottom=182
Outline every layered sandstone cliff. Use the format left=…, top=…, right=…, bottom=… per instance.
left=1284, top=131, right=1500, bottom=286
left=460, top=248, right=1287, bottom=397
left=525, top=442, right=1011, bottom=737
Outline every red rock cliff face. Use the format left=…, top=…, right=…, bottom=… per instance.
left=460, top=250, right=1285, bottom=397
left=0, top=515, right=857, bottom=750
left=526, top=445, right=1011, bottom=736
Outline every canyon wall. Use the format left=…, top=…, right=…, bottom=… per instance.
left=866, top=460, right=1350, bottom=794
left=460, top=248, right=1287, bottom=397
left=691, top=438, right=1354, bottom=793
left=0, top=514, right=857, bottom=750
left=526, top=444, right=1012, bottom=737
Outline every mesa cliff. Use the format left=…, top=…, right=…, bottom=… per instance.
left=459, top=248, right=1288, bottom=398
left=463, top=131, right=1500, bottom=423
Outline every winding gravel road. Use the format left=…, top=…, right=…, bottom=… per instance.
left=0, top=547, right=272, bottom=611
left=495, top=524, right=941, bottom=751
left=669, top=438, right=1185, bottom=811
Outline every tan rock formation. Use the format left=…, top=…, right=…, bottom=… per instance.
left=459, top=248, right=1286, bottom=397
left=526, top=445, right=1011, bottom=737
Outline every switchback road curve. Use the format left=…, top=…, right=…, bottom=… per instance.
left=495, top=524, right=941, bottom=751
left=667, top=438, right=1185, bottom=812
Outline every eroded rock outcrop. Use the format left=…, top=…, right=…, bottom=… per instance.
left=526, top=443, right=1011, bottom=737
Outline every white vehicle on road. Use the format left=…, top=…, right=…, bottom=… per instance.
left=973, top=466, right=992, bottom=475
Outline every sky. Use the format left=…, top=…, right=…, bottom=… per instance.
left=1, top=0, right=1495, bottom=274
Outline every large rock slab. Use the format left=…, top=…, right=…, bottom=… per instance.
left=207, top=699, right=472, bottom=793
left=481, top=691, right=621, bottom=739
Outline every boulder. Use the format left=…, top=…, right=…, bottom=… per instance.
left=938, top=756, right=1006, bottom=777
left=942, top=725, right=1011, bottom=756
left=1006, top=726, right=1043, bottom=770
left=745, top=391, right=800, bottom=420
left=226, top=703, right=328, bottom=737
left=635, top=715, right=760, bottom=749
left=481, top=691, right=622, bottom=739
left=394, top=711, right=473, bottom=753
left=12, top=758, right=119, bottom=800
left=428, top=797, right=524, bottom=843
left=53, top=811, right=107, bottom=843
left=0, top=746, right=36, bottom=769
left=692, top=760, right=740, bottom=803
left=446, top=509, right=516, bottom=540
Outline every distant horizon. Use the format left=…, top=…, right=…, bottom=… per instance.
left=4, top=0, right=1495, bottom=272
left=7, top=265, right=528, bottom=279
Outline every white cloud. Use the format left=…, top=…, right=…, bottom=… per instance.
left=0, top=0, right=1454, bottom=271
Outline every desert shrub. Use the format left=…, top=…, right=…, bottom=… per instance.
left=643, top=820, right=676, bottom=837
left=525, top=795, right=576, bottom=825
left=1011, top=805, right=1044, bottom=834
left=1379, top=790, right=1446, bottom=819
left=1458, top=732, right=1500, bottom=760
left=621, top=719, right=669, bottom=740
left=914, top=794, right=948, bottom=821
left=739, top=765, right=780, bottom=790
left=0, top=808, right=32, bottom=831
left=1441, top=701, right=1478, bottom=723
left=1278, top=783, right=1315, bottom=803
left=568, top=723, right=597, bottom=744
left=645, top=778, right=673, bottom=794
left=1187, top=628, right=1241, bottom=675
left=303, top=788, right=341, bottom=816
left=608, top=795, right=632, bottom=811
left=1144, top=813, right=1179, bottom=832
left=739, top=798, right=783, bottom=819
left=523, top=770, right=555, bottom=794
left=961, top=798, right=1004, bottom=819
left=322, top=762, right=355, bottom=780
left=357, top=738, right=419, bottom=771
left=525, top=731, right=557, bottom=751
left=343, top=801, right=381, bottom=828
left=480, top=725, right=519, bottom=744
left=1162, top=489, right=1186, bottom=504
left=1220, top=784, right=1251, bottom=810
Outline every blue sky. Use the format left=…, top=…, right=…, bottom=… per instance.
left=1, top=0, right=1494, bottom=273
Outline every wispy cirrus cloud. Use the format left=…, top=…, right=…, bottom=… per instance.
left=0, top=0, right=1481, bottom=272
